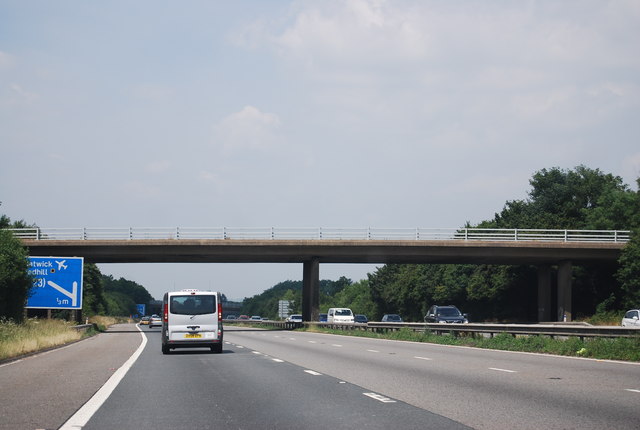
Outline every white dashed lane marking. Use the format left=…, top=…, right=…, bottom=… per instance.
left=414, top=356, right=432, bottom=361
left=363, top=392, right=397, bottom=403
left=489, top=367, right=517, bottom=373
left=304, top=370, right=322, bottom=376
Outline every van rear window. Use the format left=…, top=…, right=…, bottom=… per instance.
left=170, top=295, right=216, bottom=315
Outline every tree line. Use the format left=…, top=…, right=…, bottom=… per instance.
left=240, top=166, right=640, bottom=322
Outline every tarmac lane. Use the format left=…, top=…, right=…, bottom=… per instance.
left=0, top=323, right=143, bottom=430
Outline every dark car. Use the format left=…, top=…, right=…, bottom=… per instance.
left=381, top=314, right=403, bottom=322
left=424, top=305, right=468, bottom=323
left=319, top=313, right=328, bottom=322
left=354, top=314, right=368, bottom=324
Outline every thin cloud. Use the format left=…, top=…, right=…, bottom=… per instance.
left=213, top=105, right=282, bottom=152
left=145, top=160, right=171, bottom=174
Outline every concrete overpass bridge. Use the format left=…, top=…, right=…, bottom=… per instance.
left=10, top=227, right=630, bottom=323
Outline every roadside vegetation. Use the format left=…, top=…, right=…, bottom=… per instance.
left=0, top=318, right=86, bottom=361
left=0, top=315, right=131, bottom=362
left=301, top=326, right=640, bottom=362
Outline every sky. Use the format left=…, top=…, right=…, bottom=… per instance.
left=1, top=0, right=639, bottom=301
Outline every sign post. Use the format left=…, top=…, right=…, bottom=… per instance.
left=26, top=257, right=84, bottom=310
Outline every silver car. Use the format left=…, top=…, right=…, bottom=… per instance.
left=621, top=309, right=640, bottom=327
left=148, top=314, right=162, bottom=328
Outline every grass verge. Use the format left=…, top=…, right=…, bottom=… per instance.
left=301, top=326, right=640, bottom=362
left=0, top=316, right=132, bottom=362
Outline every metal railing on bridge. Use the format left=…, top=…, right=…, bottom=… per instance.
left=7, top=227, right=630, bottom=243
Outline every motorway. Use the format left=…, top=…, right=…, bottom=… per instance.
left=2, top=324, right=639, bottom=429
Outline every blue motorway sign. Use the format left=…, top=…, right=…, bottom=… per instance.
left=136, top=304, right=146, bottom=316
left=26, top=257, right=84, bottom=309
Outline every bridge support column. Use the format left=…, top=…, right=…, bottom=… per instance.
left=557, top=261, right=572, bottom=322
left=537, top=265, right=551, bottom=322
left=302, top=258, right=319, bottom=322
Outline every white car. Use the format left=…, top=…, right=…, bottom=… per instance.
left=621, top=309, right=640, bottom=327
left=286, top=314, right=302, bottom=322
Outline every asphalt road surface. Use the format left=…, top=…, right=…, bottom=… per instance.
left=0, top=323, right=142, bottom=430
left=3, top=324, right=640, bottom=429
left=82, top=326, right=469, bottom=430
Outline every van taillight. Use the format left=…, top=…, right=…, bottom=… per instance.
left=163, top=304, right=168, bottom=322
left=218, top=302, right=222, bottom=322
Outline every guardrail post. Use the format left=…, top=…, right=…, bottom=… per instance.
left=416, top=228, right=419, bottom=240
left=465, top=228, right=468, bottom=240
left=514, top=229, right=518, bottom=241
left=36, top=228, right=41, bottom=240
left=271, top=227, right=275, bottom=239
left=129, top=227, right=133, bottom=240
left=83, top=228, right=87, bottom=240
left=368, top=227, right=371, bottom=240
left=176, top=227, right=180, bottom=239
left=564, top=230, right=568, bottom=242
left=224, top=227, right=227, bottom=240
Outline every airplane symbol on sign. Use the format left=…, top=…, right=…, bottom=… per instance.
left=55, top=260, right=68, bottom=270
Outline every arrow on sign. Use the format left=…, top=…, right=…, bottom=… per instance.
left=47, top=281, right=78, bottom=307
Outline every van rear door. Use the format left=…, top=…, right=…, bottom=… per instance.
left=168, top=293, right=219, bottom=342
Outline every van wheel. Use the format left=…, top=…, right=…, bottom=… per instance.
left=162, top=344, right=170, bottom=354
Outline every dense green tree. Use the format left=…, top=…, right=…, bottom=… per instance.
left=82, top=263, right=107, bottom=316
left=0, top=229, right=32, bottom=322
left=368, top=166, right=638, bottom=322
left=102, top=275, right=153, bottom=305
left=617, top=229, right=640, bottom=308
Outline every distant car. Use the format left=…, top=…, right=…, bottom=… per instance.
left=424, top=305, right=468, bottom=323
left=250, top=315, right=262, bottom=321
left=226, top=315, right=237, bottom=320
left=238, top=315, right=250, bottom=320
left=139, top=316, right=150, bottom=325
left=381, top=314, right=403, bottom=322
left=621, top=309, right=640, bottom=327
left=148, top=314, right=162, bottom=328
left=327, top=308, right=354, bottom=323
left=319, top=313, right=328, bottom=322
left=287, top=314, right=303, bottom=322
left=354, top=314, right=368, bottom=324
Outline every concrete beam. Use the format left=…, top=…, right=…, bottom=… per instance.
left=302, top=258, right=319, bottom=322
left=537, top=265, right=551, bottom=322
left=557, top=261, right=572, bottom=322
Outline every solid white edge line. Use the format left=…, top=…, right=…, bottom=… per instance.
left=304, top=370, right=322, bottom=376
left=624, top=388, right=640, bottom=393
left=59, top=325, right=148, bottom=430
left=414, top=356, right=432, bottom=360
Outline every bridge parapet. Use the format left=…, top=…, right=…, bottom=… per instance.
left=7, top=227, right=631, bottom=243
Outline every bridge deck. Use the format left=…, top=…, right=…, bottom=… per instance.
left=21, top=239, right=625, bottom=264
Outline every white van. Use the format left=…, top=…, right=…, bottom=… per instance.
left=161, top=289, right=223, bottom=354
left=327, top=308, right=354, bottom=323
